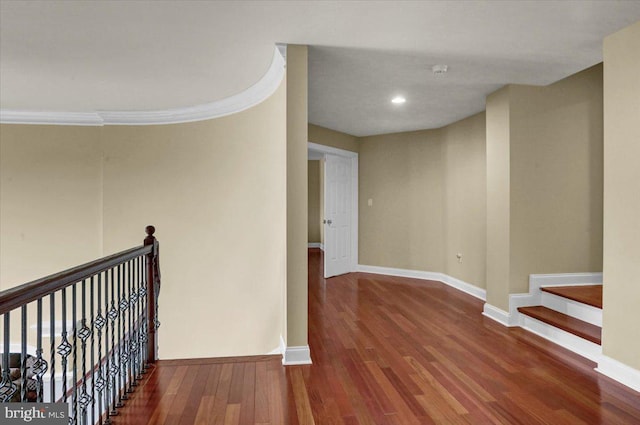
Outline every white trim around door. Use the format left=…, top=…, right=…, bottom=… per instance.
left=308, top=142, right=358, bottom=275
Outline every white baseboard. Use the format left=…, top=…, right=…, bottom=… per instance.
left=283, top=345, right=312, bottom=366
left=268, top=335, right=287, bottom=356
left=519, top=314, right=602, bottom=362
left=541, top=292, right=602, bottom=326
left=484, top=293, right=542, bottom=327
left=506, top=293, right=539, bottom=326
left=530, top=272, right=602, bottom=290
left=308, top=242, right=322, bottom=249
left=482, top=303, right=511, bottom=326
left=442, top=274, right=486, bottom=300
left=357, top=264, right=486, bottom=301
left=596, top=355, right=640, bottom=393
left=271, top=335, right=312, bottom=366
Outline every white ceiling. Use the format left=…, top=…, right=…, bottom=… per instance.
left=2, top=1, right=640, bottom=136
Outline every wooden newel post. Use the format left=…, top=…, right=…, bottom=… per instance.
left=144, top=225, right=160, bottom=364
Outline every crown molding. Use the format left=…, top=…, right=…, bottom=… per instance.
left=0, top=46, right=285, bottom=127
left=276, top=43, right=287, bottom=65
left=0, top=111, right=104, bottom=126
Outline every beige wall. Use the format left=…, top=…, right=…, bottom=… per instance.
left=308, top=160, right=321, bottom=243
left=486, top=65, right=604, bottom=310
left=359, top=130, right=445, bottom=271
left=510, top=65, right=603, bottom=292
left=286, top=45, right=308, bottom=348
left=103, top=82, right=287, bottom=359
left=442, top=113, right=487, bottom=288
left=0, top=125, right=103, bottom=290
left=0, top=125, right=105, bottom=344
left=360, top=114, right=486, bottom=288
left=602, top=21, right=640, bottom=370
left=309, top=123, right=359, bottom=153
left=0, top=82, right=287, bottom=359
left=485, top=87, right=512, bottom=309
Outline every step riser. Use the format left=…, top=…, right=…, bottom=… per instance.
left=519, top=315, right=602, bottom=362
left=541, top=292, right=602, bottom=327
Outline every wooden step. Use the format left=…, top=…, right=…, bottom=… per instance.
left=518, top=306, right=601, bottom=345
left=541, top=285, right=602, bottom=308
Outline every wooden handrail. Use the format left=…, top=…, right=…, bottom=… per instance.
left=0, top=225, right=160, bottom=413
left=0, top=227, right=157, bottom=315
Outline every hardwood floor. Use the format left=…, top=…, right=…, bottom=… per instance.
left=113, top=249, right=640, bottom=424
left=111, top=356, right=293, bottom=425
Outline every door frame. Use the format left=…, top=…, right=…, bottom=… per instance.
left=308, top=141, right=358, bottom=273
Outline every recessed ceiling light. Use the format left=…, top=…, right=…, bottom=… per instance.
left=432, top=64, right=448, bottom=75
left=391, top=96, right=406, bottom=104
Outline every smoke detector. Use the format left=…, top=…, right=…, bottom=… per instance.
left=432, top=64, right=448, bottom=75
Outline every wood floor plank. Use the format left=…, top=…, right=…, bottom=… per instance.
left=227, top=363, right=246, bottom=405
left=289, top=367, right=316, bottom=425
left=211, top=363, right=235, bottom=425
left=253, top=361, right=269, bottom=424
left=238, top=362, right=256, bottom=425
left=224, top=403, right=241, bottom=425
left=177, top=365, right=210, bottom=425
left=194, top=395, right=215, bottom=425
left=267, top=368, right=285, bottom=425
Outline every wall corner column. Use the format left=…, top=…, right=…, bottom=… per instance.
left=285, top=44, right=311, bottom=364
left=599, top=20, right=640, bottom=388
left=485, top=86, right=511, bottom=314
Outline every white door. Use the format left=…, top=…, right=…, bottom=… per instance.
left=324, top=154, right=352, bottom=278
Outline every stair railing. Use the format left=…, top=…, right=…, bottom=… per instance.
left=0, top=225, right=160, bottom=425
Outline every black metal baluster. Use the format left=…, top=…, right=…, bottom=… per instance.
left=58, top=288, right=71, bottom=403
left=90, top=276, right=96, bottom=425
left=138, top=255, right=144, bottom=377
left=34, top=298, right=48, bottom=402
left=116, top=264, right=124, bottom=406
left=136, top=256, right=143, bottom=379
left=126, top=259, right=134, bottom=394
left=50, top=293, right=56, bottom=402
left=131, top=257, right=139, bottom=385
left=120, top=263, right=129, bottom=400
left=95, top=273, right=106, bottom=425
left=72, top=283, right=78, bottom=424
left=104, top=271, right=113, bottom=424
left=119, top=263, right=128, bottom=401
left=0, top=314, right=16, bottom=402
left=78, top=279, right=92, bottom=424
left=108, top=267, right=118, bottom=416
left=20, top=306, right=27, bottom=402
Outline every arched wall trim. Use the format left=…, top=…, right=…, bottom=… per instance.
left=0, top=46, right=286, bottom=127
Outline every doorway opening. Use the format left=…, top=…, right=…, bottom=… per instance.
left=307, top=142, right=358, bottom=278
